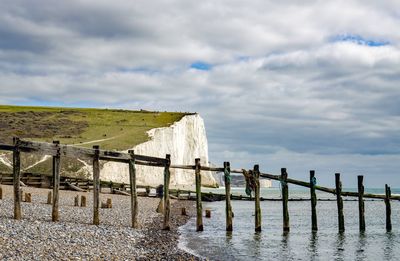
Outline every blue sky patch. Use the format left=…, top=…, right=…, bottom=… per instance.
left=190, top=61, right=212, bottom=71
left=332, top=34, right=389, bottom=47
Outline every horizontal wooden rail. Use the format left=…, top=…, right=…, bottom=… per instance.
left=2, top=140, right=399, bottom=201
left=170, top=164, right=400, bottom=201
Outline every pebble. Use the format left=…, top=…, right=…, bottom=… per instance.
left=0, top=185, right=202, bottom=260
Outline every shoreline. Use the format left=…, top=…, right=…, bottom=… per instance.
left=0, top=185, right=201, bottom=260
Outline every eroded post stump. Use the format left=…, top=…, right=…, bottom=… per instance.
left=74, top=195, right=79, bottom=207
left=81, top=195, right=87, bottom=207
left=47, top=191, right=52, bottom=204
left=24, top=193, right=31, bottom=203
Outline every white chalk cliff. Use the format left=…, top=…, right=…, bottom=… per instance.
left=101, top=114, right=217, bottom=188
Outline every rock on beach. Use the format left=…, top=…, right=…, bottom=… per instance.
left=0, top=185, right=201, bottom=260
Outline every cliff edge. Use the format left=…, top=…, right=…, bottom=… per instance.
left=102, top=114, right=217, bottom=188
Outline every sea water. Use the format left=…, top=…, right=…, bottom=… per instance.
left=178, top=187, right=400, bottom=260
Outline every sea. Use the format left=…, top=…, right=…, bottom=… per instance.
left=178, top=187, right=400, bottom=260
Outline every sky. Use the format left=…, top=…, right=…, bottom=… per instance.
left=0, top=0, right=399, bottom=187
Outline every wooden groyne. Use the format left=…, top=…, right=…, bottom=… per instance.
left=0, top=138, right=398, bottom=234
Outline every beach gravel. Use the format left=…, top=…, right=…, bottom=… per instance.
left=0, top=185, right=201, bottom=260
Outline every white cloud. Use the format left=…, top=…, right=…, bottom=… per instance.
left=0, top=0, right=399, bottom=186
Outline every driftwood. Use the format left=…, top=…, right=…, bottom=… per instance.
left=66, top=182, right=86, bottom=192
left=114, top=189, right=130, bottom=196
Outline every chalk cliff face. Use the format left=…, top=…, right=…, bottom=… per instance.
left=101, top=114, right=217, bottom=188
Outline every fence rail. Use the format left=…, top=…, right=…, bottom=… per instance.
left=0, top=137, right=397, bottom=233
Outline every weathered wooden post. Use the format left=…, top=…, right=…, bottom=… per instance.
left=163, top=154, right=171, bottom=230
left=224, top=161, right=233, bottom=231
left=310, top=170, right=318, bottom=231
left=52, top=141, right=61, bottom=222
left=93, top=145, right=100, bottom=225
left=335, top=173, right=345, bottom=232
left=281, top=168, right=289, bottom=232
left=81, top=195, right=87, bottom=207
left=254, top=165, right=261, bottom=232
left=24, top=193, right=32, bottom=203
left=358, top=175, right=365, bottom=232
left=13, top=137, right=22, bottom=220
left=128, top=150, right=138, bottom=228
left=385, top=184, right=392, bottom=232
left=195, top=158, right=203, bottom=231
left=47, top=191, right=52, bottom=204
left=181, top=207, right=187, bottom=216
left=74, top=195, right=79, bottom=206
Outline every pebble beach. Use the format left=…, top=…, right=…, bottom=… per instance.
left=0, top=185, right=200, bottom=260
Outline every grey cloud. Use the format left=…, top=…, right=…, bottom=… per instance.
left=0, top=0, right=400, bottom=186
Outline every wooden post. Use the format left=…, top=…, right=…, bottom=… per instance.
left=47, top=191, right=52, bottom=204
left=81, top=195, right=87, bottom=207
left=195, top=158, right=203, bottom=231
left=181, top=207, right=187, bottom=216
left=358, top=175, right=365, bottom=232
left=335, top=173, right=345, bottom=233
left=253, top=165, right=261, bottom=232
left=310, top=170, right=318, bottom=231
left=163, top=154, right=171, bottom=230
left=106, top=198, right=112, bottom=208
left=13, top=137, right=21, bottom=220
left=224, top=162, right=233, bottom=231
left=74, top=195, right=79, bottom=206
left=93, top=145, right=100, bottom=225
left=52, top=141, right=61, bottom=222
left=128, top=150, right=138, bottom=228
left=281, top=168, right=289, bottom=232
left=24, top=193, right=31, bottom=203
left=385, top=184, right=392, bottom=232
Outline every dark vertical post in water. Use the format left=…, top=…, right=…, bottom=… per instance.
left=281, top=168, right=289, bottom=232
left=224, top=162, right=233, bottom=231
left=52, top=141, right=61, bottom=222
left=335, top=173, right=345, bottom=232
left=254, top=165, right=261, bottom=232
left=128, top=150, right=138, bottom=228
left=13, top=137, right=21, bottom=220
left=310, top=170, right=318, bottom=231
left=163, top=154, right=171, bottom=230
left=93, top=145, right=100, bottom=225
left=357, top=175, right=365, bottom=232
left=385, top=184, right=392, bottom=232
left=195, top=158, right=203, bottom=231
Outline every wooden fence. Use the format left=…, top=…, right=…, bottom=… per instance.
left=0, top=137, right=398, bottom=233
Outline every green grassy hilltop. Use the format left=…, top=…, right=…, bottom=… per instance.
left=0, top=105, right=190, bottom=177
left=0, top=105, right=189, bottom=150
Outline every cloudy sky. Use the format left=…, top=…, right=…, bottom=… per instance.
left=1, top=0, right=399, bottom=187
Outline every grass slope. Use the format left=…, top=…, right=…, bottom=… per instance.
left=0, top=105, right=190, bottom=150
